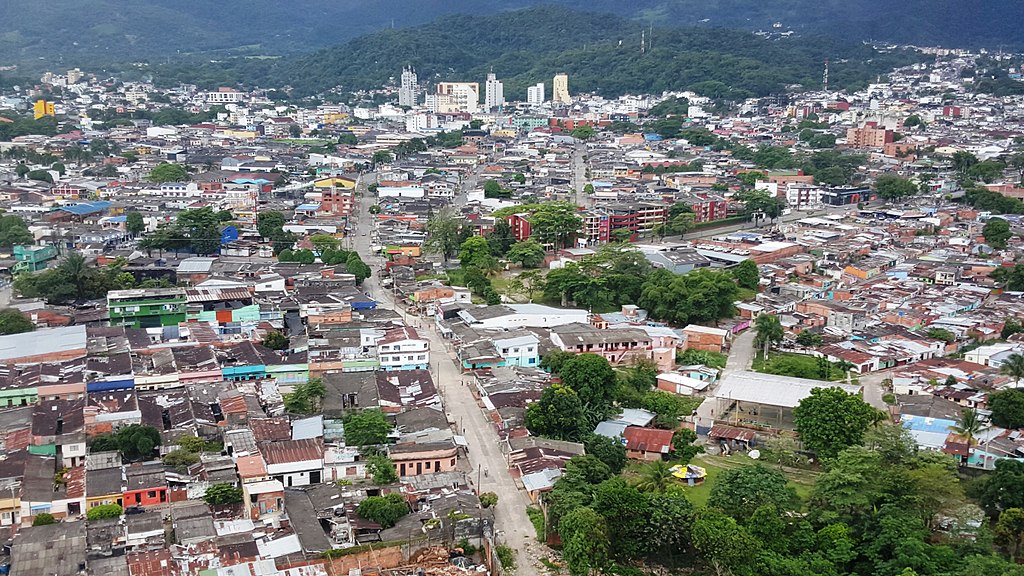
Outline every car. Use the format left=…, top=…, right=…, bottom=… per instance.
left=125, top=506, right=145, bottom=515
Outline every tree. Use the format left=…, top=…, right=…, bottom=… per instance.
left=529, top=202, right=583, bottom=249
left=310, top=234, right=339, bottom=253
left=563, top=455, right=612, bottom=486
left=506, top=239, right=545, bottom=268
left=795, top=330, right=823, bottom=348
left=479, top=492, right=498, bottom=508
left=366, top=454, right=399, bottom=484
left=263, top=331, right=289, bottom=351
left=86, top=503, right=123, bottom=521
left=91, top=425, right=161, bottom=461
left=560, top=507, right=609, bottom=576
left=982, top=459, right=1024, bottom=514
left=368, top=204, right=381, bottom=214
left=990, top=388, right=1024, bottom=429
left=638, top=268, right=738, bottom=326
left=754, top=313, right=784, bottom=357
left=283, top=378, right=326, bottom=414
left=203, top=483, right=243, bottom=506
left=344, top=253, right=372, bottom=284
left=33, top=513, right=56, bottom=526
left=672, top=428, right=704, bottom=463
left=424, top=207, right=464, bottom=261
left=571, top=124, right=596, bottom=140
left=996, top=508, right=1024, bottom=562
left=147, top=162, right=189, bottom=183
left=926, top=327, right=956, bottom=343
left=357, top=493, right=408, bottom=528
left=952, top=151, right=979, bottom=176
left=634, top=460, right=676, bottom=493
left=372, top=150, right=393, bottom=167
left=340, top=410, right=388, bottom=447
left=0, top=309, right=32, bottom=335
left=948, top=408, right=983, bottom=464
left=793, top=387, right=879, bottom=459
left=709, top=464, right=797, bottom=520
left=162, top=449, right=200, bottom=472
left=125, top=211, right=145, bottom=236
left=525, top=383, right=588, bottom=441
left=874, top=174, right=918, bottom=200
left=983, top=218, right=1013, bottom=249
left=582, top=434, right=626, bottom=474
left=458, top=235, right=497, bottom=271
left=691, top=508, right=761, bottom=576
left=732, top=260, right=759, bottom=290
left=0, top=215, right=33, bottom=248
left=486, top=219, right=516, bottom=256
left=559, top=353, right=617, bottom=414
left=26, top=169, right=53, bottom=183
left=483, top=179, right=509, bottom=199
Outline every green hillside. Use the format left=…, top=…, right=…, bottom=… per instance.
left=147, top=7, right=925, bottom=99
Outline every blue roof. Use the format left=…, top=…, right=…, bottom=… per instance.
left=295, top=203, right=321, bottom=211
left=231, top=178, right=271, bottom=185
left=643, top=133, right=663, bottom=141
left=58, top=201, right=112, bottom=216
left=107, top=215, right=127, bottom=222
left=901, top=414, right=957, bottom=434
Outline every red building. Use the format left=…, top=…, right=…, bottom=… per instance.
left=678, top=192, right=728, bottom=223
left=123, top=463, right=168, bottom=508
left=583, top=203, right=667, bottom=243
left=507, top=213, right=533, bottom=241
left=320, top=187, right=356, bottom=216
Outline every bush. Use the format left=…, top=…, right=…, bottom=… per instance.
left=203, top=483, right=243, bottom=506
left=526, top=506, right=546, bottom=542
left=33, top=513, right=55, bottom=526
left=882, top=393, right=897, bottom=405
left=86, top=504, right=123, bottom=521
left=495, top=545, right=516, bottom=570
left=479, top=492, right=498, bottom=508
left=357, top=493, right=409, bottom=528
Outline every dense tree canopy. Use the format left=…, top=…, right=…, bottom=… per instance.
left=793, top=387, right=879, bottom=459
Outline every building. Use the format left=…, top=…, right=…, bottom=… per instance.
left=107, top=288, right=188, bottom=328
left=13, top=245, right=58, bottom=273
left=552, top=73, right=571, bottom=104
left=429, top=82, right=480, bottom=114
left=527, top=82, right=545, bottom=106
left=33, top=99, right=55, bottom=120
left=484, top=72, right=504, bottom=111
left=846, top=124, right=894, bottom=148
left=399, top=66, right=418, bottom=107
left=263, top=438, right=325, bottom=487
left=376, top=326, right=430, bottom=371
left=713, top=371, right=862, bottom=430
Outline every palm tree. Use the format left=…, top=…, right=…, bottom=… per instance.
left=58, top=253, right=90, bottom=299
left=999, top=353, right=1024, bottom=386
left=949, top=408, right=983, bottom=466
left=634, top=460, right=675, bottom=493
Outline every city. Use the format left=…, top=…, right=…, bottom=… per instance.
left=0, top=8, right=1023, bottom=576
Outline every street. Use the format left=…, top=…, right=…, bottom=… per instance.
left=351, top=172, right=540, bottom=573
left=694, top=329, right=756, bottom=429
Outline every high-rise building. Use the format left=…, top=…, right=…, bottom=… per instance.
left=66, top=68, right=84, bottom=85
left=399, top=67, right=418, bottom=107
left=552, top=73, right=571, bottom=104
left=527, top=82, right=545, bottom=105
left=433, top=82, right=480, bottom=113
left=484, top=72, right=504, bottom=111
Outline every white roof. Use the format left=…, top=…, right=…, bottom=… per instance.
left=658, top=372, right=711, bottom=391
left=751, top=241, right=797, bottom=253
left=0, top=324, right=86, bottom=362
left=244, top=480, right=285, bottom=496
left=683, top=324, right=729, bottom=336
left=715, top=371, right=862, bottom=409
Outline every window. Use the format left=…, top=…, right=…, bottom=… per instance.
left=417, top=355, right=425, bottom=360
left=147, top=491, right=156, bottom=498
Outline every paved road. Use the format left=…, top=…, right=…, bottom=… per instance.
left=859, top=369, right=891, bottom=410
left=571, top=143, right=588, bottom=208
left=352, top=173, right=539, bottom=573
left=694, top=329, right=756, bottom=429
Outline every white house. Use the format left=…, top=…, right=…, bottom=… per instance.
left=456, top=303, right=589, bottom=330
left=492, top=332, right=541, bottom=368
left=375, top=326, right=430, bottom=371
left=262, top=438, right=325, bottom=488
left=377, top=186, right=425, bottom=199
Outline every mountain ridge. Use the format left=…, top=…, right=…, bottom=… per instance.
left=0, top=0, right=1019, bottom=72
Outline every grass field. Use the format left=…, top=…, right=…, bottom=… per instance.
left=682, top=453, right=819, bottom=508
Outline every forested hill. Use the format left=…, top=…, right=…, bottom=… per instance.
left=0, top=0, right=1019, bottom=71
left=149, top=7, right=925, bottom=100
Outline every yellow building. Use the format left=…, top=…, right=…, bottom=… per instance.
left=552, top=74, right=571, bottom=104
left=33, top=99, right=55, bottom=120
left=314, top=176, right=356, bottom=189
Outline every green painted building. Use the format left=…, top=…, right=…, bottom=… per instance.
left=107, top=287, right=188, bottom=328
left=13, top=245, right=58, bottom=273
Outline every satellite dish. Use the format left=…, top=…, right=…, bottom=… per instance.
left=748, top=449, right=761, bottom=460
